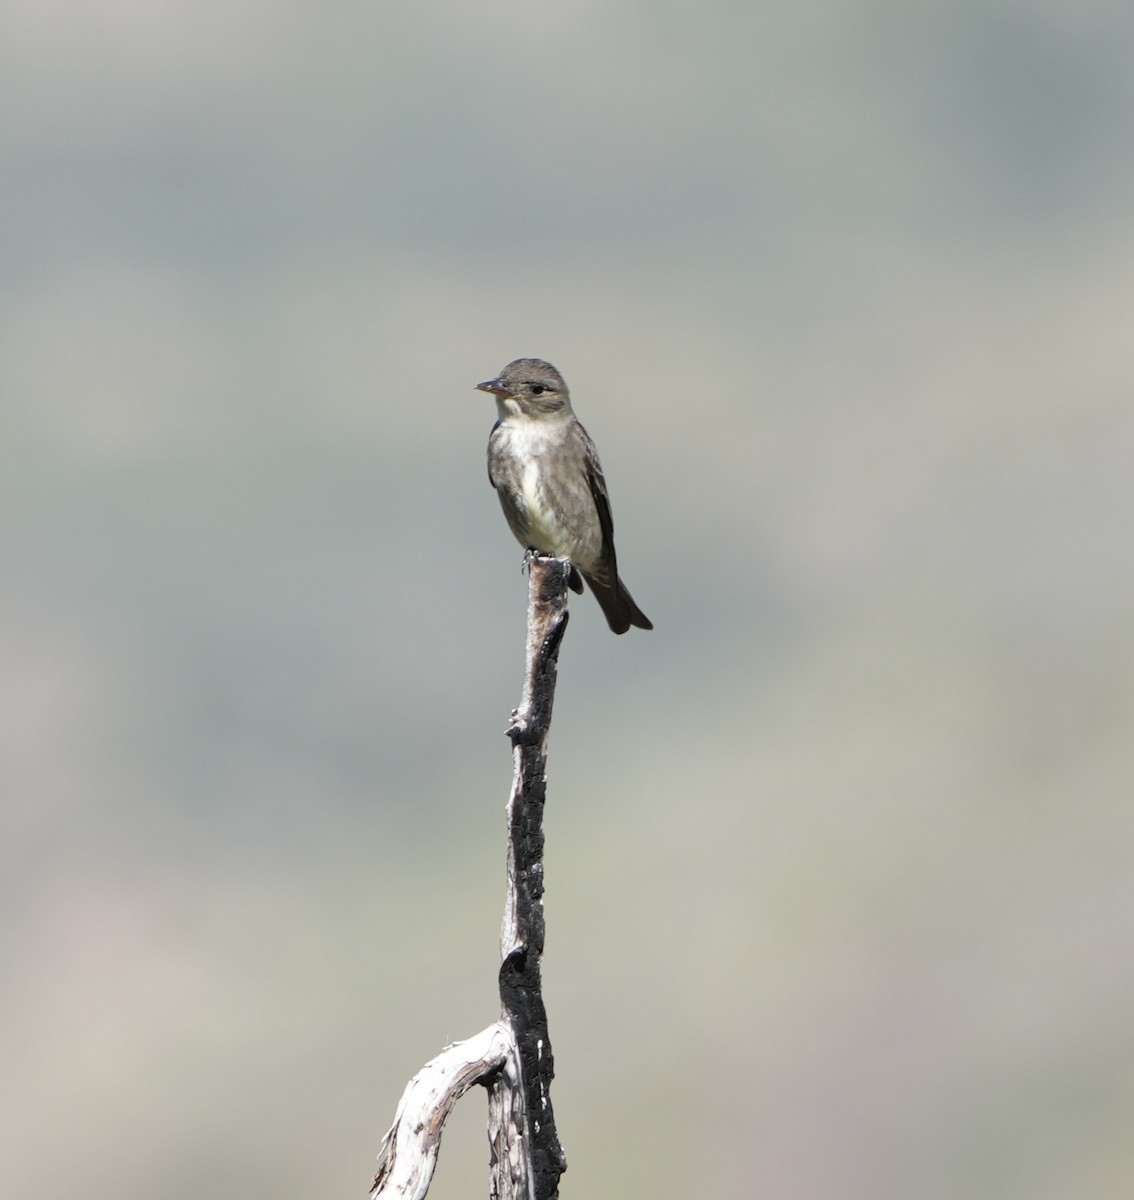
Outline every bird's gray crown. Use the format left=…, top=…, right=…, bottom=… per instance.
left=496, top=358, right=567, bottom=395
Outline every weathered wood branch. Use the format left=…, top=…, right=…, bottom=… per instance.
left=370, top=555, right=569, bottom=1200
left=494, top=555, right=570, bottom=1200
left=371, top=1025, right=513, bottom=1200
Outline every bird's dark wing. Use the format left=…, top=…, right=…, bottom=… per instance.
left=578, top=422, right=619, bottom=578
left=486, top=419, right=502, bottom=488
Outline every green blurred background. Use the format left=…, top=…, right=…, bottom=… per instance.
left=3, top=2, right=1133, bottom=1197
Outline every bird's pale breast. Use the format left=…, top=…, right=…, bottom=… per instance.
left=492, top=416, right=602, bottom=570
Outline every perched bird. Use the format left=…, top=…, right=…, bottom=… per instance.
left=477, top=358, right=652, bottom=634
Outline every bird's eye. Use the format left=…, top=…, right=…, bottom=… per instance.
left=529, top=384, right=545, bottom=395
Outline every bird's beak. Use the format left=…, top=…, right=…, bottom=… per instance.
left=476, top=378, right=508, bottom=397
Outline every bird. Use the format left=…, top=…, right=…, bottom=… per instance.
left=477, top=358, right=652, bottom=634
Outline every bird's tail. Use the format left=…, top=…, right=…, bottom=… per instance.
left=582, top=572, right=653, bottom=635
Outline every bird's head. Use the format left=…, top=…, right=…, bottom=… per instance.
left=476, top=358, right=571, bottom=419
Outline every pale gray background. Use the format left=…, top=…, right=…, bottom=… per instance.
left=3, top=2, right=1133, bottom=1198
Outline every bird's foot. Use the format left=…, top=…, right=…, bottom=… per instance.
left=522, top=547, right=573, bottom=571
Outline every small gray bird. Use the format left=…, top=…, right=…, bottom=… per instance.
left=477, top=358, right=652, bottom=635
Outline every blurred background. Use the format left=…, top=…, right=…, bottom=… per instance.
left=3, top=2, right=1134, bottom=1197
